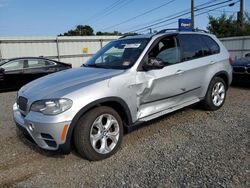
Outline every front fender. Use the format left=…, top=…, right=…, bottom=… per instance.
left=58, top=97, right=132, bottom=154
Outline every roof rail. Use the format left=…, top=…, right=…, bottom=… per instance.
left=156, top=28, right=209, bottom=35
left=119, top=33, right=139, bottom=39
left=156, top=28, right=179, bottom=34
left=193, top=29, right=209, bottom=33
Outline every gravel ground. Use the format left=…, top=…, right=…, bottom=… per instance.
left=0, top=85, right=249, bottom=187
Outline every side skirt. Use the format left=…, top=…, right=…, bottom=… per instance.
left=138, top=98, right=200, bottom=122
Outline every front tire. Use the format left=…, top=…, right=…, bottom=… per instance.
left=74, top=106, right=123, bottom=161
left=203, top=77, right=227, bottom=111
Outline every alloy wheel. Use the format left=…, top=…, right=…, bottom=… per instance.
left=212, top=82, right=225, bottom=107
left=90, top=114, right=120, bottom=154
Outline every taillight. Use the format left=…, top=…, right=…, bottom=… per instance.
left=228, top=57, right=233, bottom=65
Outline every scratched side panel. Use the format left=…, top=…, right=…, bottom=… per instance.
left=108, top=71, right=139, bottom=123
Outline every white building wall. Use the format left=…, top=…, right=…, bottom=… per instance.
left=0, top=36, right=119, bottom=67
left=0, top=35, right=249, bottom=67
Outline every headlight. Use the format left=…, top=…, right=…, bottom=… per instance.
left=30, top=98, right=73, bottom=115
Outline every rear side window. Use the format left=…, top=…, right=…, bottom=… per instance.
left=199, top=35, right=220, bottom=55
left=27, top=59, right=45, bottom=68
left=178, top=34, right=204, bottom=61
left=178, top=34, right=220, bottom=62
left=45, top=60, right=56, bottom=66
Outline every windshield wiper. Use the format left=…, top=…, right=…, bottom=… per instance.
left=82, top=64, right=108, bottom=68
left=81, top=64, right=87, bottom=67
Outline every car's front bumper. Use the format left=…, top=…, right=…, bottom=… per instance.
left=13, top=103, right=72, bottom=151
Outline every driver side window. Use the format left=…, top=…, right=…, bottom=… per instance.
left=149, top=36, right=180, bottom=65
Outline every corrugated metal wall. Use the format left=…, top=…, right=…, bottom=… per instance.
left=219, top=36, right=250, bottom=60
left=0, top=36, right=119, bottom=67
left=0, top=35, right=249, bottom=67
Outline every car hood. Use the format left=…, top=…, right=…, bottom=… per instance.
left=19, top=67, right=125, bottom=99
left=233, top=57, right=250, bottom=66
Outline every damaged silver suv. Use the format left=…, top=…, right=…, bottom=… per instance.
left=13, top=30, right=232, bottom=160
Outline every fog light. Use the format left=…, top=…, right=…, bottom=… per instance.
left=28, top=123, right=35, bottom=132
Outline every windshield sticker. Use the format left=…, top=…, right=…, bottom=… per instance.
left=122, top=61, right=131, bottom=66
left=124, top=43, right=141, bottom=48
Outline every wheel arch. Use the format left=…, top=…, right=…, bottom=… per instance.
left=58, top=97, right=133, bottom=154
left=202, top=72, right=229, bottom=111
left=213, top=71, right=230, bottom=90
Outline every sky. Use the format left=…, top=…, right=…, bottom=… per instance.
left=0, top=0, right=249, bottom=36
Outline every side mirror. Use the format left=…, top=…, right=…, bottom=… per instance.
left=142, top=57, right=165, bottom=71
left=245, top=53, right=250, bottom=58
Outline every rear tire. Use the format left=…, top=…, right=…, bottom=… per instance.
left=74, top=106, right=123, bottom=161
left=202, top=77, right=227, bottom=111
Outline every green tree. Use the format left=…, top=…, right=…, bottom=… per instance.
left=96, top=31, right=122, bottom=36
left=62, top=25, right=94, bottom=36
left=207, top=13, right=250, bottom=37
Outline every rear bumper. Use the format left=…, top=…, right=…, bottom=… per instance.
left=13, top=103, right=72, bottom=153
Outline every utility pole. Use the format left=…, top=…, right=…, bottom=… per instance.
left=191, top=0, right=194, bottom=30
left=237, top=0, right=244, bottom=29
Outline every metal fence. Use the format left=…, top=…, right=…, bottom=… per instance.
left=0, top=35, right=249, bottom=67
left=0, top=36, right=119, bottom=67
left=219, top=36, right=250, bottom=60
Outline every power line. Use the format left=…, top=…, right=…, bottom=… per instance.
left=196, top=0, right=220, bottom=8
left=202, top=8, right=236, bottom=13
left=101, top=0, right=177, bottom=31
left=195, top=0, right=233, bottom=11
left=127, top=0, right=234, bottom=33
left=94, top=0, right=134, bottom=23
left=96, top=0, right=123, bottom=14
left=153, top=2, right=239, bottom=31
left=140, top=4, right=232, bottom=33
left=122, top=0, right=226, bottom=32
left=196, top=2, right=239, bottom=18
left=144, top=0, right=239, bottom=32
left=84, top=0, right=125, bottom=23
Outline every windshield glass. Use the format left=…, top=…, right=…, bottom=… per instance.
left=85, top=38, right=149, bottom=69
left=0, top=59, right=8, bottom=66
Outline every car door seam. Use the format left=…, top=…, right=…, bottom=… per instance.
left=140, top=86, right=201, bottom=105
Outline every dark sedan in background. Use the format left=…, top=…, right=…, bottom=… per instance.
left=0, top=57, right=72, bottom=91
left=232, top=53, right=250, bottom=83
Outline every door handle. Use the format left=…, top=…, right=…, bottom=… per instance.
left=210, top=61, right=216, bottom=65
left=175, top=70, right=185, bottom=75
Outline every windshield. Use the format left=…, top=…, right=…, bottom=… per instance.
left=85, top=38, right=149, bottom=69
left=0, top=59, right=8, bottom=66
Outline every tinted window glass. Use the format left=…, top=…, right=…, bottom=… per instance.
left=45, top=60, right=56, bottom=66
left=149, top=36, right=180, bottom=65
left=178, top=34, right=205, bottom=61
left=27, top=59, right=45, bottom=68
left=1, top=60, right=23, bottom=71
left=199, top=35, right=220, bottom=55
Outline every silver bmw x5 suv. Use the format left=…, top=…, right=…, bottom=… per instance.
left=13, top=30, right=232, bottom=160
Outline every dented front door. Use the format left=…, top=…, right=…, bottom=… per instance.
left=135, top=63, right=187, bottom=118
